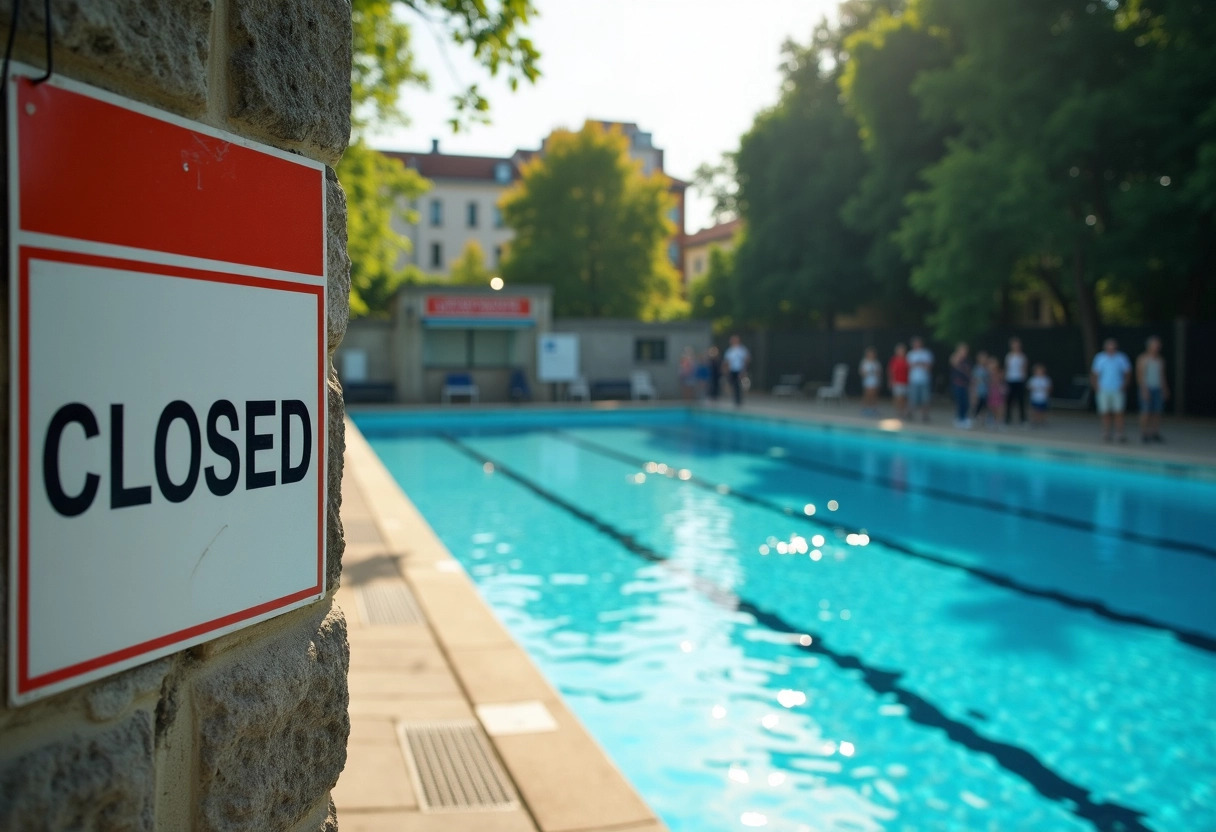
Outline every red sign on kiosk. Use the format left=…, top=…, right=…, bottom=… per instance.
left=425, top=295, right=531, bottom=319
left=8, top=67, right=327, bottom=704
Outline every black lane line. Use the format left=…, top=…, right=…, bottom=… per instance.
left=549, top=429, right=1216, bottom=656
left=643, top=423, right=1216, bottom=561
left=440, top=433, right=1150, bottom=832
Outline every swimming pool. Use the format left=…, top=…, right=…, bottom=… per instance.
left=356, top=408, right=1216, bottom=832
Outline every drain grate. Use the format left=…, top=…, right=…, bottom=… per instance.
left=355, top=580, right=424, bottom=626
left=398, top=720, right=518, bottom=812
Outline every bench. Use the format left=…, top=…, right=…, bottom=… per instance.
left=590, top=379, right=633, bottom=400
left=1050, top=375, right=1093, bottom=411
left=343, top=382, right=395, bottom=403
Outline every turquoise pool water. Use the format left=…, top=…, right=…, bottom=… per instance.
left=357, top=409, right=1216, bottom=832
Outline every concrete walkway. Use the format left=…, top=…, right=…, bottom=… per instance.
left=333, top=423, right=666, bottom=832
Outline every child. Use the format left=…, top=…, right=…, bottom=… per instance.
left=859, top=347, right=882, bottom=416
left=1028, top=363, right=1053, bottom=426
left=986, top=358, right=1006, bottom=428
left=972, top=350, right=990, bottom=424
left=888, top=343, right=909, bottom=419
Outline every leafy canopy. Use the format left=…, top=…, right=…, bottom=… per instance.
left=500, top=123, right=685, bottom=319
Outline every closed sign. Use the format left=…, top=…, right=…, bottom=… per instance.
left=8, top=68, right=327, bottom=704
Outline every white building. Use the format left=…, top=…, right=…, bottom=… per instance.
left=384, top=140, right=518, bottom=278
left=383, top=123, right=687, bottom=282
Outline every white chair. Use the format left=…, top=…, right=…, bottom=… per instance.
left=631, top=371, right=657, bottom=401
left=568, top=376, right=590, bottom=401
left=772, top=374, right=804, bottom=397
left=441, top=372, right=479, bottom=403
left=816, top=364, right=849, bottom=404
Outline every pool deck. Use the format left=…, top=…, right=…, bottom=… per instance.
left=736, top=393, right=1216, bottom=471
left=334, top=420, right=667, bottom=832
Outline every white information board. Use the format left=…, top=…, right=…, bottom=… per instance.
left=8, top=67, right=327, bottom=704
left=538, top=334, right=580, bottom=382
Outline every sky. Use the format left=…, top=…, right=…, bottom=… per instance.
left=370, top=0, right=839, bottom=234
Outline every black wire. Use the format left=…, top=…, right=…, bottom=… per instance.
left=2, top=0, right=21, bottom=105
left=31, top=0, right=50, bottom=84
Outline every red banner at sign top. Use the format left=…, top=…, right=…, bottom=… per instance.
left=16, top=79, right=324, bottom=276
left=425, top=295, right=531, bottom=318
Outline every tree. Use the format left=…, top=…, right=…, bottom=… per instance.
left=727, top=35, right=872, bottom=330
left=500, top=123, right=684, bottom=319
left=339, top=0, right=540, bottom=317
left=838, top=4, right=952, bottom=324
left=447, top=240, right=494, bottom=286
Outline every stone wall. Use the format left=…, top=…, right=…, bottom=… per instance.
left=0, top=2, right=353, bottom=830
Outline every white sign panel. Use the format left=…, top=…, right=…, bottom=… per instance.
left=8, top=67, right=327, bottom=703
left=538, top=334, right=580, bottom=383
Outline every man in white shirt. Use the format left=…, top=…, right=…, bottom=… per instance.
left=1004, top=337, right=1029, bottom=426
left=1091, top=338, right=1132, bottom=442
left=906, top=336, right=934, bottom=422
left=723, top=335, right=750, bottom=407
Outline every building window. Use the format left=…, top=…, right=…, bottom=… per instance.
left=423, top=329, right=517, bottom=368
left=668, top=241, right=679, bottom=265
left=430, top=242, right=443, bottom=269
left=429, top=199, right=443, bottom=227
left=494, top=162, right=512, bottom=184
left=634, top=337, right=667, bottom=363
left=668, top=206, right=680, bottom=222
left=695, top=256, right=705, bottom=275
left=467, top=201, right=478, bottom=228
left=493, top=206, right=505, bottom=228
left=493, top=245, right=503, bottom=266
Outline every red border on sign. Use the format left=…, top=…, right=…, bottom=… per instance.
left=15, top=247, right=326, bottom=696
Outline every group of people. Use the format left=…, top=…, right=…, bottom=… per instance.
left=680, top=335, right=751, bottom=406
left=859, top=335, right=1170, bottom=443
left=940, top=338, right=1052, bottom=430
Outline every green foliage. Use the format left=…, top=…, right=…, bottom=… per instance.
left=341, top=0, right=539, bottom=318
left=338, top=140, right=429, bottom=317
left=447, top=240, right=494, bottom=285
left=727, top=36, right=871, bottom=330
left=689, top=243, right=740, bottom=333
left=698, top=0, right=1215, bottom=351
left=500, top=123, right=685, bottom=319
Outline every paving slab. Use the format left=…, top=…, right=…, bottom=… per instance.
left=338, top=808, right=539, bottom=832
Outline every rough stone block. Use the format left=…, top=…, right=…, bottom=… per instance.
left=0, top=711, right=155, bottom=831
left=327, top=371, right=347, bottom=589
left=228, top=0, right=352, bottom=164
left=326, top=168, right=351, bottom=353
left=195, top=600, right=350, bottom=832
left=4, top=0, right=212, bottom=112
left=85, top=657, right=172, bottom=723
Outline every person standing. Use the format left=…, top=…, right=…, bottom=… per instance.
left=971, top=351, right=991, bottom=424
left=1004, top=337, right=1029, bottom=426
left=705, top=346, right=723, bottom=402
left=1091, top=338, right=1132, bottom=443
left=887, top=343, right=910, bottom=419
left=906, top=336, right=934, bottom=423
left=1027, top=363, right=1053, bottom=427
left=724, top=335, right=750, bottom=407
left=949, top=343, right=972, bottom=428
left=859, top=347, right=882, bottom=416
left=679, top=347, right=697, bottom=402
left=1136, top=336, right=1169, bottom=442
